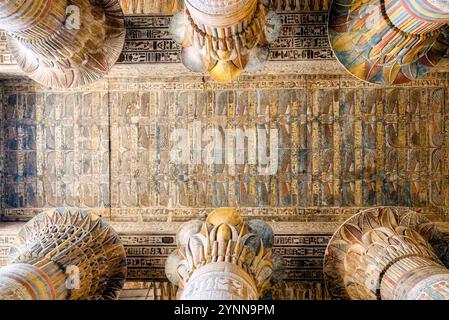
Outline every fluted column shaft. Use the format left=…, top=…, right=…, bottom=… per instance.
left=0, top=262, right=67, bottom=300
left=384, top=0, right=449, bottom=34
left=381, top=256, right=449, bottom=300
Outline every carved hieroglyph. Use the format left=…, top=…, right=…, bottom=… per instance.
left=171, top=0, right=281, bottom=83
left=0, top=0, right=125, bottom=89
left=2, top=76, right=449, bottom=223
left=165, top=208, right=284, bottom=299
left=328, top=0, right=449, bottom=84
left=0, top=208, right=127, bottom=300
left=324, top=207, right=449, bottom=300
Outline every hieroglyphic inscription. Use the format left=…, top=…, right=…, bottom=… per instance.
left=2, top=75, right=449, bottom=221
left=0, top=31, right=14, bottom=65
left=119, top=16, right=181, bottom=63
left=0, top=235, right=14, bottom=266
left=117, top=233, right=329, bottom=282
left=1, top=83, right=110, bottom=221
left=273, top=234, right=330, bottom=281
left=119, top=10, right=332, bottom=64
left=270, top=12, right=332, bottom=61
left=120, top=234, right=177, bottom=280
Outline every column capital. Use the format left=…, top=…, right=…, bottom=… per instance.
left=171, top=0, right=281, bottom=83
left=166, top=208, right=284, bottom=300
left=0, top=208, right=127, bottom=300
left=328, top=0, right=449, bottom=84
left=0, top=0, right=125, bottom=89
left=324, top=207, right=449, bottom=300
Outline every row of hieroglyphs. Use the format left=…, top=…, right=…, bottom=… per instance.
left=0, top=6, right=334, bottom=66
left=1, top=75, right=449, bottom=221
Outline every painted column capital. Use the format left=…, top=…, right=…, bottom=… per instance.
left=0, top=208, right=127, bottom=300
left=324, top=207, right=449, bottom=300
left=166, top=208, right=284, bottom=300
left=394, top=0, right=449, bottom=22
left=384, top=0, right=449, bottom=34
left=171, top=0, right=281, bottom=83
left=328, top=0, right=449, bottom=84
left=0, top=0, right=125, bottom=89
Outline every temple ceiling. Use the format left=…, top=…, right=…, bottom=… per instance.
left=1, top=0, right=449, bottom=300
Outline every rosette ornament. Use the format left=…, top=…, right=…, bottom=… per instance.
left=170, top=0, right=281, bottom=83
left=165, top=208, right=284, bottom=300
left=0, top=0, right=125, bottom=89
left=328, top=0, right=449, bottom=84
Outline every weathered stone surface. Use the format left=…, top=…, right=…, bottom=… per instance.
left=2, top=74, right=449, bottom=223
left=1, top=80, right=110, bottom=221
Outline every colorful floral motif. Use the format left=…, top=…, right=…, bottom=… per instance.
left=328, top=0, right=449, bottom=84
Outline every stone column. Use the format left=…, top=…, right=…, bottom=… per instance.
left=0, top=208, right=127, bottom=300
left=328, top=0, right=449, bottom=84
left=165, top=208, right=284, bottom=300
left=171, top=0, right=280, bottom=83
left=324, top=207, right=449, bottom=300
left=0, top=0, right=125, bottom=89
